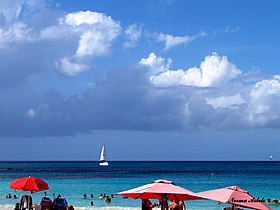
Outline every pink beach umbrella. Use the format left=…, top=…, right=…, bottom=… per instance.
left=117, top=179, right=202, bottom=210
left=196, top=186, right=271, bottom=210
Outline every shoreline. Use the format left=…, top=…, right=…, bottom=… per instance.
left=0, top=205, right=222, bottom=210
left=0, top=205, right=141, bottom=210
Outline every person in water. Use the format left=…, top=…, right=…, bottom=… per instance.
left=104, top=196, right=111, bottom=204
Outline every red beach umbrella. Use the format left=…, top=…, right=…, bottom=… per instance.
left=117, top=179, right=202, bottom=201
left=9, top=176, right=49, bottom=192
left=196, top=186, right=271, bottom=210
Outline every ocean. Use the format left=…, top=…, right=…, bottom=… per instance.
left=0, top=161, right=279, bottom=210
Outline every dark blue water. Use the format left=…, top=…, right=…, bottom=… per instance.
left=1, top=161, right=279, bottom=178
left=0, top=161, right=279, bottom=209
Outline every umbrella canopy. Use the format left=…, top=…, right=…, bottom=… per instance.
left=196, top=186, right=271, bottom=210
left=117, top=179, right=201, bottom=201
left=9, top=176, right=49, bottom=192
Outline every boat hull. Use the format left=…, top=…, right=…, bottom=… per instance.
left=99, top=161, right=109, bottom=166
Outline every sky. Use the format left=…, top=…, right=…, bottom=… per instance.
left=0, top=0, right=280, bottom=161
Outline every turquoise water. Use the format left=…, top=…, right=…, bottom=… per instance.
left=0, top=161, right=279, bottom=209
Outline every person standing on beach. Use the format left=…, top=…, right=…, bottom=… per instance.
left=178, top=201, right=185, bottom=210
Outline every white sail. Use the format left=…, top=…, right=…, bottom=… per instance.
left=99, top=145, right=109, bottom=166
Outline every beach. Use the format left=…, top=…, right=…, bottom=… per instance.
left=0, top=161, right=279, bottom=209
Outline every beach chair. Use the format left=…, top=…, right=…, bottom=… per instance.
left=41, top=197, right=53, bottom=210
left=53, top=197, right=68, bottom=210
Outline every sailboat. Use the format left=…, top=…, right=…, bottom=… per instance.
left=99, top=145, right=109, bottom=166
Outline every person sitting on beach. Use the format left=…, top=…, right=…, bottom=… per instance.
left=14, top=202, right=20, bottom=210
left=142, top=199, right=157, bottom=210
left=53, top=194, right=68, bottom=210
left=66, top=205, right=74, bottom=210
left=169, top=200, right=179, bottom=210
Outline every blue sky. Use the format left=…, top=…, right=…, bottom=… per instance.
left=0, top=0, right=280, bottom=161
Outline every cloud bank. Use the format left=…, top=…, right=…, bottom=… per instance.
left=1, top=0, right=280, bottom=138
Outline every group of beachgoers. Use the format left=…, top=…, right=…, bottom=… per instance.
left=98, top=193, right=114, bottom=204
left=142, top=197, right=280, bottom=210
left=5, top=191, right=280, bottom=209
left=81, top=192, right=114, bottom=206
left=142, top=198, right=186, bottom=210
left=266, top=198, right=279, bottom=204
left=5, top=191, right=116, bottom=210
left=10, top=193, right=74, bottom=210
left=5, top=193, right=17, bottom=199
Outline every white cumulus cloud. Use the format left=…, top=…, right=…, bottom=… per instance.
left=207, top=94, right=245, bottom=109
left=41, top=10, right=122, bottom=76
left=0, top=0, right=48, bottom=48
left=123, top=24, right=142, bottom=49
left=157, top=32, right=206, bottom=51
left=25, top=108, right=36, bottom=118
left=247, top=75, right=280, bottom=125
left=139, top=52, right=172, bottom=74
left=0, top=22, right=34, bottom=48
left=146, top=52, right=241, bottom=87
left=56, top=57, right=89, bottom=77
left=64, top=11, right=121, bottom=58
